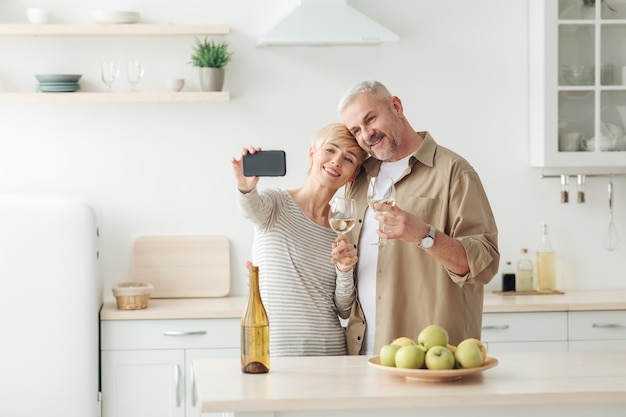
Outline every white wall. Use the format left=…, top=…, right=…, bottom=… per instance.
left=1, top=0, right=624, bottom=301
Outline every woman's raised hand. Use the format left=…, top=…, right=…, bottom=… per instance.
left=231, top=146, right=261, bottom=194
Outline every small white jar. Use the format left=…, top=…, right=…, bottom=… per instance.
left=26, top=8, right=51, bottom=24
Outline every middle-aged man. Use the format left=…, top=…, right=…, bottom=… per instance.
left=337, top=80, right=500, bottom=355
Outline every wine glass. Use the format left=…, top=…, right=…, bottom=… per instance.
left=101, top=61, right=119, bottom=91
left=367, top=176, right=396, bottom=246
left=328, top=197, right=357, bottom=235
left=127, top=61, right=144, bottom=91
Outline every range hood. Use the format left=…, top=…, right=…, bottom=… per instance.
left=258, top=0, right=399, bottom=46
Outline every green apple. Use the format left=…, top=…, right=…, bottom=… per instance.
left=457, top=338, right=487, bottom=362
left=379, top=344, right=401, bottom=367
left=391, top=336, right=416, bottom=347
left=417, top=324, right=449, bottom=350
left=454, top=341, right=483, bottom=369
left=395, top=344, right=426, bottom=369
left=425, top=345, right=455, bottom=370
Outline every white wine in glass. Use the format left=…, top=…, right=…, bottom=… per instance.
left=329, top=197, right=357, bottom=235
left=367, top=176, right=396, bottom=246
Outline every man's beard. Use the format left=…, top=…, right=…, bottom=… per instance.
left=370, top=135, right=398, bottom=161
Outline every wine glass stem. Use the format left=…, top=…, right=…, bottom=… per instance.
left=378, top=221, right=387, bottom=246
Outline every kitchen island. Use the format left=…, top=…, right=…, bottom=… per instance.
left=194, top=351, right=626, bottom=417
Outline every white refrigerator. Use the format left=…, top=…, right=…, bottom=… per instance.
left=0, top=194, right=101, bottom=417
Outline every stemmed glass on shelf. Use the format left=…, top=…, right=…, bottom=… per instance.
left=127, top=61, right=145, bottom=92
left=328, top=197, right=357, bottom=236
left=101, top=61, right=119, bottom=91
left=367, top=176, right=396, bottom=246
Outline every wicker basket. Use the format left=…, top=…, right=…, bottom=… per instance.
left=112, top=282, right=153, bottom=310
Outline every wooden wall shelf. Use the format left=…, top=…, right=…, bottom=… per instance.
left=0, top=24, right=229, bottom=36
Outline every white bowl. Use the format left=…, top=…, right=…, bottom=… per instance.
left=165, top=79, right=185, bottom=92
left=27, top=8, right=51, bottom=24
left=561, top=64, right=593, bottom=86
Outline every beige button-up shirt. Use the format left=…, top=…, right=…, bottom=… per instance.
left=345, top=132, right=500, bottom=355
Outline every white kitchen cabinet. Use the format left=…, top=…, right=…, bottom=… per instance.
left=101, top=349, right=186, bottom=417
left=101, top=318, right=240, bottom=417
left=568, top=310, right=626, bottom=350
left=529, top=0, right=626, bottom=173
left=481, top=312, right=568, bottom=353
left=0, top=23, right=230, bottom=103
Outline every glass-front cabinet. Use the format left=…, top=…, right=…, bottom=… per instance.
left=530, top=0, right=626, bottom=172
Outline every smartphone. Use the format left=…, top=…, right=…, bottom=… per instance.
left=243, top=150, right=287, bottom=177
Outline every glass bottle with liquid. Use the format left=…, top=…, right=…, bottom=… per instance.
left=536, top=223, right=556, bottom=293
left=516, top=248, right=533, bottom=292
left=241, top=265, right=270, bottom=374
left=501, top=261, right=516, bottom=292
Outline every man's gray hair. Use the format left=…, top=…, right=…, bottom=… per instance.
left=337, top=80, right=392, bottom=112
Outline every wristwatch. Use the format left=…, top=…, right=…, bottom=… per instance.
left=418, top=224, right=436, bottom=249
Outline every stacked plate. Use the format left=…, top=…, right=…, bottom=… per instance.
left=91, top=10, right=140, bottom=24
left=35, top=74, right=82, bottom=93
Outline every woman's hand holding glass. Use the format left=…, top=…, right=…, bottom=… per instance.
left=331, top=234, right=357, bottom=272
left=329, top=197, right=358, bottom=271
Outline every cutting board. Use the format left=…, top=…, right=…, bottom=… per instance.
left=132, top=235, right=230, bottom=298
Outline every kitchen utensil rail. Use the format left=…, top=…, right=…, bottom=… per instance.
left=540, top=172, right=626, bottom=179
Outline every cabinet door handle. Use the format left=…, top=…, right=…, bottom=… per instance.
left=163, top=331, right=207, bottom=336
left=592, top=323, right=626, bottom=329
left=482, top=324, right=510, bottom=330
left=174, top=364, right=182, bottom=408
left=191, top=365, right=197, bottom=407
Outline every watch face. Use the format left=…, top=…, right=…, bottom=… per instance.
left=421, top=237, right=434, bottom=249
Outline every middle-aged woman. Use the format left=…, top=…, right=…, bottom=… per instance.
left=231, top=123, right=369, bottom=356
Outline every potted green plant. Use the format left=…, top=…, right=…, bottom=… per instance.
left=189, top=37, right=233, bottom=92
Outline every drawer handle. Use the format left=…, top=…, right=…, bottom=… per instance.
left=592, top=323, right=626, bottom=329
left=482, top=324, right=510, bottom=330
left=163, top=331, right=207, bottom=336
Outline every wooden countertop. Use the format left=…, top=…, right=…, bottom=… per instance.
left=194, top=351, right=626, bottom=414
left=482, top=289, right=626, bottom=313
left=99, top=296, right=246, bottom=320
left=99, top=289, right=626, bottom=321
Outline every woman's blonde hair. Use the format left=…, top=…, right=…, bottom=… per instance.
left=308, top=123, right=368, bottom=174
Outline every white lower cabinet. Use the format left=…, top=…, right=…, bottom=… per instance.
left=481, top=312, right=569, bottom=353
left=482, top=310, right=626, bottom=353
left=101, top=318, right=239, bottom=417
left=568, top=310, right=626, bottom=351
left=101, top=349, right=185, bottom=417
